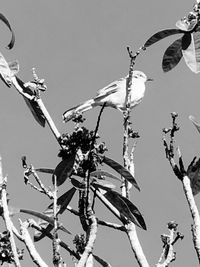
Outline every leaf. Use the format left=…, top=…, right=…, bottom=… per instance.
left=92, top=180, right=116, bottom=190
left=0, top=52, right=14, bottom=87
left=103, top=190, right=146, bottom=229
left=70, top=178, right=86, bottom=190
left=34, top=187, right=76, bottom=241
left=187, top=157, right=200, bottom=195
left=90, top=170, right=121, bottom=182
left=162, top=38, right=183, bottom=72
left=103, top=156, right=140, bottom=191
left=93, top=254, right=112, bottom=267
left=35, top=168, right=54, bottom=174
left=144, top=29, right=183, bottom=48
left=176, top=17, right=197, bottom=32
left=15, top=77, right=46, bottom=127
left=189, top=115, right=200, bottom=134
left=53, top=154, right=75, bottom=186
left=0, top=13, right=15, bottom=49
left=20, top=209, right=71, bottom=234
left=182, top=31, right=200, bottom=73
left=119, top=194, right=147, bottom=230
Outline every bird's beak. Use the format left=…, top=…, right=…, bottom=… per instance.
left=147, top=77, right=153, bottom=81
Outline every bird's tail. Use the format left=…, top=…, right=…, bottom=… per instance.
left=62, top=99, right=95, bottom=122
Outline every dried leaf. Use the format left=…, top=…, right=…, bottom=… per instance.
left=189, top=115, right=200, bottom=134
left=182, top=31, right=200, bottom=73
left=162, top=38, right=183, bottom=72
left=53, top=155, right=75, bottom=186
left=144, top=29, right=183, bottom=48
left=0, top=13, right=15, bottom=49
left=103, top=156, right=140, bottom=191
left=187, top=157, right=200, bottom=195
left=104, top=190, right=146, bottom=229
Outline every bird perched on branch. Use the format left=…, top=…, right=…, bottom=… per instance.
left=63, top=70, right=153, bottom=122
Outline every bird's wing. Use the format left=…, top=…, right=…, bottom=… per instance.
left=95, top=77, right=126, bottom=99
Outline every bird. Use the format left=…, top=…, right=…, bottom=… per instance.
left=63, top=70, right=153, bottom=122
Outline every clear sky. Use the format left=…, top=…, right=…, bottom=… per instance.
left=0, top=0, right=200, bottom=266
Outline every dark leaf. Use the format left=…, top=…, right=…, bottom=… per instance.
left=34, top=188, right=76, bottom=241
left=0, top=13, right=15, bottom=49
left=144, top=29, right=183, bottom=48
left=93, top=254, right=112, bottom=267
left=182, top=31, right=200, bottom=73
left=20, top=209, right=71, bottom=234
left=35, top=168, right=54, bottom=174
left=104, top=190, right=146, bottom=229
left=23, top=97, right=46, bottom=127
left=92, top=180, right=115, bottom=190
left=15, top=77, right=46, bottom=127
left=57, top=187, right=76, bottom=214
left=119, top=194, right=147, bottom=230
left=189, top=115, right=200, bottom=134
left=53, top=154, right=75, bottom=186
left=182, top=33, right=192, bottom=50
left=187, top=157, right=200, bottom=196
left=162, top=38, right=183, bottom=72
left=71, top=178, right=86, bottom=190
left=21, top=156, right=27, bottom=168
left=176, top=17, right=197, bottom=32
left=90, top=170, right=121, bottom=182
left=103, top=156, right=140, bottom=191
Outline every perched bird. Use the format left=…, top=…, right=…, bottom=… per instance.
left=63, top=70, right=153, bottom=122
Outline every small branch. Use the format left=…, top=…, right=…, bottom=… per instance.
left=156, top=222, right=183, bottom=267
left=19, top=220, right=48, bottom=267
left=97, top=219, right=125, bottom=232
left=24, top=165, right=53, bottom=199
left=52, top=175, right=62, bottom=267
left=0, top=159, right=21, bottom=267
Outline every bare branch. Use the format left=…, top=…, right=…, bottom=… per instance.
left=0, top=159, right=21, bottom=267
left=19, top=219, right=48, bottom=267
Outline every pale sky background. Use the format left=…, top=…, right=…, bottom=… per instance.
left=0, top=0, right=200, bottom=266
